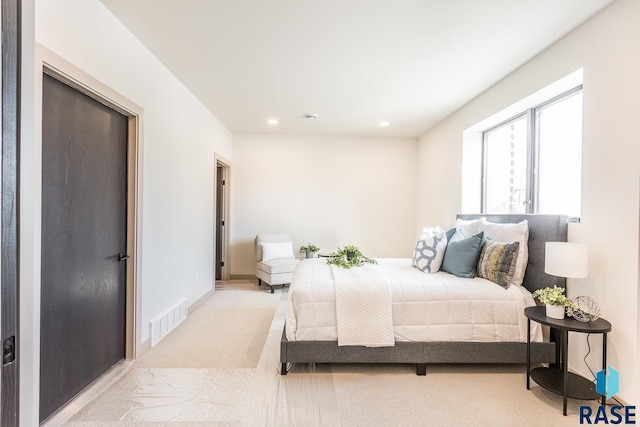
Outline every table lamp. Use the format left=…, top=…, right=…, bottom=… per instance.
left=545, top=242, right=588, bottom=279
left=545, top=242, right=598, bottom=322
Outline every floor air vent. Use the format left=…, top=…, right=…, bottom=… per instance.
left=150, top=297, right=188, bottom=347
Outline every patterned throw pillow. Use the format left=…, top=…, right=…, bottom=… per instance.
left=412, top=228, right=447, bottom=273
left=480, top=219, right=528, bottom=286
left=476, top=239, right=520, bottom=288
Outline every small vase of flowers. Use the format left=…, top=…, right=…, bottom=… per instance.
left=532, top=286, right=575, bottom=319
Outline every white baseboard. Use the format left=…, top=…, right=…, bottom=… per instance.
left=229, top=274, right=257, bottom=281
left=138, top=338, right=151, bottom=355
left=189, top=287, right=215, bottom=313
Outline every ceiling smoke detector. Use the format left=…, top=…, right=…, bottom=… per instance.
left=304, top=113, right=318, bottom=119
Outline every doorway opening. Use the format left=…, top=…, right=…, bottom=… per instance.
left=215, top=156, right=231, bottom=282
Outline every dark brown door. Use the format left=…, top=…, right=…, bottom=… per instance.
left=216, top=166, right=224, bottom=280
left=40, top=74, right=128, bottom=422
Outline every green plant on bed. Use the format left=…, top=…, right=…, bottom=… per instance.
left=326, top=245, right=377, bottom=269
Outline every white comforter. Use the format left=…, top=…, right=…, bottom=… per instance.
left=285, top=258, right=542, bottom=343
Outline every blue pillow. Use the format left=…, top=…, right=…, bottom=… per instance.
left=441, top=231, right=486, bottom=278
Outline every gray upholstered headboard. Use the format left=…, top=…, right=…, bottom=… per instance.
left=456, top=214, right=568, bottom=293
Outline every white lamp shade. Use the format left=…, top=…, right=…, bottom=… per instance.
left=545, top=242, right=588, bottom=278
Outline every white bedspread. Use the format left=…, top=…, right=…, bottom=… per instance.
left=332, top=264, right=394, bottom=347
left=286, top=258, right=542, bottom=343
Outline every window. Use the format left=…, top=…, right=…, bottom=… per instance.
left=482, top=87, right=583, bottom=217
left=483, top=114, right=528, bottom=214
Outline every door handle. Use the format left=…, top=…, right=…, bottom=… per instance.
left=3, top=336, right=15, bottom=365
left=117, top=253, right=130, bottom=262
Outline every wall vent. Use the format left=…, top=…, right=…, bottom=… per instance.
left=150, top=297, right=188, bottom=347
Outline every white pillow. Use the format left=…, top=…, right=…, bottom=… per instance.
left=261, top=241, right=294, bottom=261
left=448, top=229, right=468, bottom=244
left=479, top=219, right=529, bottom=285
left=412, top=227, right=447, bottom=273
left=454, top=218, right=485, bottom=237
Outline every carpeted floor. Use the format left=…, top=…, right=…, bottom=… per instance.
left=61, top=280, right=608, bottom=426
left=135, top=282, right=277, bottom=369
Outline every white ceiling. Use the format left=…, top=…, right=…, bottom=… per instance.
left=100, top=0, right=614, bottom=138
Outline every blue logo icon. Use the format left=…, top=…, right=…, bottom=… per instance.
left=596, top=366, right=619, bottom=399
left=580, top=366, right=636, bottom=424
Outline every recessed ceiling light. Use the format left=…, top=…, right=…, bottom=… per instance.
left=379, top=121, right=390, bottom=127
left=267, top=118, right=278, bottom=125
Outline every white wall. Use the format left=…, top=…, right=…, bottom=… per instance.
left=231, top=134, right=417, bottom=275
left=21, top=0, right=232, bottom=423
left=417, top=0, right=639, bottom=404
left=35, top=0, right=233, bottom=336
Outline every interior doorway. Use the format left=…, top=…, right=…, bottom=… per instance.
left=215, top=157, right=230, bottom=281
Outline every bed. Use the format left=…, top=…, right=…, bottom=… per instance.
left=280, top=214, right=567, bottom=375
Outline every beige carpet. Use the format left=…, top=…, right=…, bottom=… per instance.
left=64, top=282, right=608, bottom=426
left=135, top=281, right=278, bottom=369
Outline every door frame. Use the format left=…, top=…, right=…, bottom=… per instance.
left=214, top=155, right=231, bottom=281
left=35, top=45, right=144, bottom=364
left=2, top=0, right=21, bottom=425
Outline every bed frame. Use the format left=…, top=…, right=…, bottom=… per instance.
left=280, top=214, right=568, bottom=375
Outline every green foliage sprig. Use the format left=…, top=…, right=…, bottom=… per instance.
left=532, top=286, right=574, bottom=308
left=299, top=243, right=320, bottom=254
left=326, top=245, right=377, bottom=269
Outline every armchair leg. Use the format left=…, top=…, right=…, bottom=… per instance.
left=270, top=285, right=274, bottom=294
left=258, top=278, right=261, bottom=286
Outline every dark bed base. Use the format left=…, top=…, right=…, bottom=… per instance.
left=280, top=214, right=567, bottom=376
left=280, top=329, right=556, bottom=375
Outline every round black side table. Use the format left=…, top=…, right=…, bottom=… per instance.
left=525, top=306, right=612, bottom=416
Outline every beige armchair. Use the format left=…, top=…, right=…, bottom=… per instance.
left=255, top=234, right=300, bottom=293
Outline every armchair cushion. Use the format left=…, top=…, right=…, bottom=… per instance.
left=256, top=234, right=292, bottom=261
left=257, top=258, right=299, bottom=275
left=260, top=241, right=294, bottom=261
